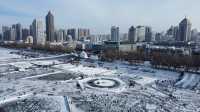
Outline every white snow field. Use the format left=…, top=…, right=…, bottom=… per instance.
left=0, top=47, right=200, bottom=112
left=0, top=48, right=21, bottom=60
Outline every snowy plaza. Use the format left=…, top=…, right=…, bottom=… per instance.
left=0, top=47, right=200, bottom=112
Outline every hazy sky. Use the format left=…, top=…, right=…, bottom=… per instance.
left=0, top=0, right=199, bottom=34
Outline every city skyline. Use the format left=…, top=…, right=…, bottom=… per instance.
left=0, top=0, right=200, bottom=34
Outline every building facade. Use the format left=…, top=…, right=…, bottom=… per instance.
left=136, top=26, right=145, bottom=42
left=177, top=17, right=192, bottom=42
left=46, top=11, right=55, bottom=42
left=16, top=23, right=22, bottom=41
left=32, top=19, right=45, bottom=45
left=67, top=29, right=76, bottom=41
left=145, top=26, right=152, bottom=42
left=54, top=29, right=65, bottom=42
left=128, top=26, right=136, bottom=43
left=111, top=26, right=119, bottom=42
left=78, top=28, right=90, bottom=40
left=22, top=28, right=30, bottom=41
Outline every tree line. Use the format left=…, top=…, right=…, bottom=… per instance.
left=0, top=43, right=74, bottom=53
left=102, top=49, right=200, bottom=73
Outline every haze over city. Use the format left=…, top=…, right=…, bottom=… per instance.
left=0, top=0, right=200, bottom=34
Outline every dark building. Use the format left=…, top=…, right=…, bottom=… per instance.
left=62, top=30, right=67, bottom=41
left=177, top=17, right=192, bottom=42
left=2, top=26, right=10, bottom=33
left=22, top=28, right=30, bottom=41
left=0, top=34, right=2, bottom=41
left=166, top=26, right=179, bottom=40
left=2, top=26, right=11, bottom=41
left=128, top=26, right=136, bottom=43
left=3, top=30, right=10, bottom=41
left=46, top=11, right=55, bottom=42
left=191, top=29, right=198, bottom=41
left=145, top=26, right=152, bottom=42
left=29, top=24, right=33, bottom=36
left=67, top=29, right=76, bottom=41
left=15, top=23, right=22, bottom=41
left=155, top=33, right=162, bottom=42
left=173, top=26, right=179, bottom=40
left=111, top=26, right=119, bottom=42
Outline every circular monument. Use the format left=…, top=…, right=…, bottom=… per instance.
left=81, top=77, right=126, bottom=92
left=87, top=78, right=120, bottom=88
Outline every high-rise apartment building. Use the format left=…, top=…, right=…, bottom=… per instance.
left=145, top=26, right=152, bottom=42
left=22, top=28, right=30, bottom=41
left=136, top=26, right=145, bottom=42
left=111, top=26, right=119, bottom=42
left=46, top=11, right=55, bottom=42
left=16, top=23, right=22, bottom=41
left=67, top=29, right=76, bottom=41
left=177, top=17, right=192, bottom=42
left=32, top=19, right=45, bottom=45
left=128, top=26, right=136, bottom=43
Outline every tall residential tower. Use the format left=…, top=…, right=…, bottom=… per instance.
left=46, top=11, right=55, bottom=42
left=128, top=26, right=136, bottom=43
left=177, top=17, right=192, bottom=42
left=32, top=19, right=45, bottom=45
left=111, top=26, right=119, bottom=42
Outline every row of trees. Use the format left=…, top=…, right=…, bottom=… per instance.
left=101, top=49, right=145, bottom=62
left=151, top=52, right=200, bottom=72
left=32, top=44, right=74, bottom=53
left=1, top=43, right=74, bottom=53
left=102, top=49, right=200, bottom=72
left=3, top=42, right=200, bottom=72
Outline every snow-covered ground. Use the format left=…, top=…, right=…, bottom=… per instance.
left=0, top=47, right=200, bottom=112
left=0, top=47, right=22, bottom=60
left=54, top=63, right=117, bottom=76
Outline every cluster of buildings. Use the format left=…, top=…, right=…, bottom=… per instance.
left=104, top=17, right=200, bottom=55
left=0, top=11, right=91, bottom=48
left=108, top=17, right=194, bottom=44
left=0, top=11, right=199, bottom=54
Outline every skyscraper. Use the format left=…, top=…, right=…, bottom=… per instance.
left=173, top=26, right=179, bottom=40
left=166, top=26, right=179, bottom=40
left=54, top=29, right=65, bottom=42
left=0, top=34, right=2, bottom=42
left=10, top=28, right=16, bottom=41
left=136, top=26, right=145, bottom=42
left=128, top=26, right=136, bottom=43
left=32, top=19, right=45, bottom=45
left=191, top=29, right=198, bottom=41
left=2, top=26, right=10, bottom=34
left=46, top=11, right=55, bottom=42
left=29, top=24, right=33, bottom=36
left=22, top=28, right=30, bottom=41
left=111, top=26, right=119, bottom=42
left=177, top=17, right=192, bottom=42
left=145, top=26, right=152, bottom=42
left=10, top=23, right=22, bottom=42
left=67, top=29, right=76, bottom=41
left=2, top=26, right=10, bottom=41
left=16, top=23, right=22, bottom=41
left=155, top=33, right=162, bottom=42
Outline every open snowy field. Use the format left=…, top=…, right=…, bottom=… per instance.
left=0, top=48, right=22, bottom=60
left=0, top=47, right=200, bottom=112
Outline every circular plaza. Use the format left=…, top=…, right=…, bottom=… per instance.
left=81, top=77, right=126, bottom=92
